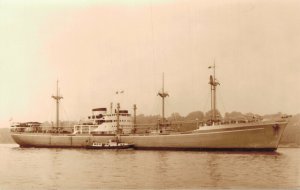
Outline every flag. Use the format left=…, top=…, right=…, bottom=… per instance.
left=116, top=90, right=124, bottom=94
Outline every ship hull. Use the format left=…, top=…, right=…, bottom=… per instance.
left=11, top=122, right=287, bottom=151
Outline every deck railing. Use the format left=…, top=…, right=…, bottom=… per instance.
left=10, top=119, right=264, bottom=134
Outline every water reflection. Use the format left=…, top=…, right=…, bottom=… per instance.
left=204, top=150, right=282, bottom=156
left=0, top=145, right=299, bottom=189
left=199, top=149, right=298, bottom=188
left=156, top=151, right=169, bottom=175
left=207, top=154, right=222, bottom=187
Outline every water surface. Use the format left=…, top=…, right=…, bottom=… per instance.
left=0, top=144, right=299, bottom=189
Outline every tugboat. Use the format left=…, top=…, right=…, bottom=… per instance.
left=86, top=139, right=134, bottom=150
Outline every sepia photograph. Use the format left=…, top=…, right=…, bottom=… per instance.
left=0, top=0, right=299, bottom=189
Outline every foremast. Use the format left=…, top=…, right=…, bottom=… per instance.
left=51, top=81, right=63, bottom=129
left=208, top=63, right=220, bottom=124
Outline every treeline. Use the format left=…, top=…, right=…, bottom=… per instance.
left=135, top=110, right=266, bottom=133
left=0, top=128, right=14, bottom=143
left=280, top=114, right=300, bottom=147
left=136, top=110, right=264, bottom=124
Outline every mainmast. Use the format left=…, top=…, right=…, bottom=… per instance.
left=208, top=63, right=220, bottom=123
left=158, top=73, right=169, bottom=125
left=51, top=81, right=63, bottom=129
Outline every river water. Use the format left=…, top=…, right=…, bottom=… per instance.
left=0, top=144, right=299, bottom=189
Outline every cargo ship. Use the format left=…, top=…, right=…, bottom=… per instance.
left=10, top=66, right=288, bottom=151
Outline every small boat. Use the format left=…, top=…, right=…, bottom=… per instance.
left=86, top=139, right=134, bottom=149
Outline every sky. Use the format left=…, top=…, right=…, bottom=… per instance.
left=0, top=0, right=300, bottom=127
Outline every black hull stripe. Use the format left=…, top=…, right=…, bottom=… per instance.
left=19, top=145, right=277, bottom=152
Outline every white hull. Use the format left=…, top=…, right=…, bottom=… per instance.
left=11, top=121, right=287, bottom=151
